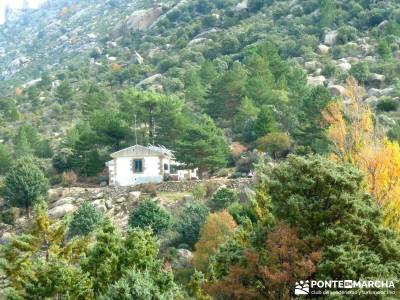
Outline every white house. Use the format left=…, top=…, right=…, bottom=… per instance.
left=106, top=145, right=198, bottom=186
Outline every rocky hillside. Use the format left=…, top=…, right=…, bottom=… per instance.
left=0, top=0, right=155, bottom=85
left=0, top=0, right=400, bottom=173
left=0, top=0, right=399, bottom=132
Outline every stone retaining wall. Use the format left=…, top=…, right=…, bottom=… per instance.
left=155, top=178, right=253, bottom=193
left=1, top=178, right=254, bottom=238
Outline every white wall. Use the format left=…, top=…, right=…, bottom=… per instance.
left=114, top=156, right=162, bottom=186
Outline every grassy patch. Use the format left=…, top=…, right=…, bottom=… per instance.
left=157, top=192, right=189, bottom=204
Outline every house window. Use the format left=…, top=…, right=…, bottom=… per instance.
left=133, top=159, right=143, bottom=173
left=164, top=163, right=169, bottom=171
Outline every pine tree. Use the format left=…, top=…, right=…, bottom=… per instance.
left=56, top=80, right=73, bottom=103
left=82, top=218, right=122, bottom=295
left=378, top=39, right=393, bottom=61
left=3, top=158, right=49, bottom=216
left=70, top=122, right=106, bottom=176
left=200, top=61, right=218, bottom=84
left=89, top=110, right=130, bottom=150
left=14, top=129, right=33, bottom=158
left=119, top=89, right=186, bottom=148
left=254, top=106, right=277, bottom=138
left=39, top=71, right=52, bottom=90
left=320, top=0, right=336, bottom=27
left=0, top=143, right=13, bottom=174
left=83, top=86, right=112, bottom=114
left=185, top=69, right=206, bottom=107
left=244, top=53, right=275, bottom=105
left=14, top=124, right=40, bottom=158
left=233, top=97, right=259, bottom=142
left=176, top=115, right=229, bottom=176
left=293, top=85, right=332, bottom=153
left=207, top=62, right=247, bottom=120
left=34, top=139, right=54, bottom=158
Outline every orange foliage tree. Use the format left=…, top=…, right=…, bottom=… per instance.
left=111, top=63, right=122, bottom=72
left=204, top=222, right=321, bottom=300
left=322, top=77, right=400, bottom=230
left=15, top=87, right=23, bottom=96
left=192, top=210, right=237, bottom=271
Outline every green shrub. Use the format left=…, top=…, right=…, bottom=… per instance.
left=377, top=98, right=398, bottom=112
left=214, top=168, right=230, bottom=177
left=100, top=267, right=182, bottom=299
left=235, top=157, right=252, bottom=174
left=52, top=148, right=74, bottom=173
left=204, top=181, right=220, bottom=197
left=337, top=25, right=358, bottom=44
left=128, top=198, right=171, bottom=235
left=350, top=62, right=370, bottom=84
left=1, top=207, right=21, bottom=225
left=209, top=188, right=238, bottom=211
left=256, top=132, right=292, bottom=159
left=248, top=0, right=266, bottom=12
left=192, top=184, right=207, bottom=200
left=388, top=123, right=400, bottom=141
left=176, top=202, right=209, bottom=248
left=322, top=62, right=336, bottom=77
left=227, top=202, right=247, bottom=225
left=69, top=202, right=102, bottom=237
left=34, top=140, right=54, bottom=158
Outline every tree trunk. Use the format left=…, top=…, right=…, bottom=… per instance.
left=198, top=166, right=207, bottom=179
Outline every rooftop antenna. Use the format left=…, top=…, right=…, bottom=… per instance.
left=134, top=113, right=138, bottom=145
left=152, top=118, right=156, bottom=145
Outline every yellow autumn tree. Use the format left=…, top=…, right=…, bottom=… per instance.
left=322, top=77, right=400, bottom=230
left=192, top=210, right=237, bottom=271
left=356, top=140, right=400, bottom=229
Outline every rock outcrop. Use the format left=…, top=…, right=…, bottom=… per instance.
left=328, top=85, right=346, bottom=97
left=307, top=75, right=326, bottom=86
left=113, top=6, right=163, bottom=37
left=324, top=30, right=338, bottom=46
left=337, top=62, right=351, bottom=72
left=48, top=204, right=76, bottom=218
left=127, top=6, right=163, bottom=31
left=136, top=74, right=163, bottom=87
left=318, top=44, right=330, bottom=54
